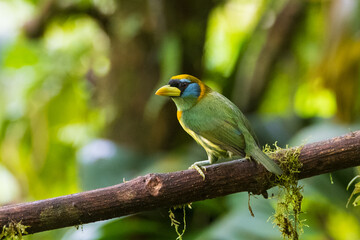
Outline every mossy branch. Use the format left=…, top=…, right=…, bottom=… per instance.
left=0, top=131, right=359, bottom=237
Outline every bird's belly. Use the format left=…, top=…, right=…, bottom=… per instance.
left=179, top=121, right=228, bottom=158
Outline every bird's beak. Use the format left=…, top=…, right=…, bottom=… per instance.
left=155, top=85, right=181, bottom=97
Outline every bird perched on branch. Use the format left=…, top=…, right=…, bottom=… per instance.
left=155, top=74, right=282, bottom=178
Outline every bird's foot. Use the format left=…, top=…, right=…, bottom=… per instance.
left=190, top=164, right=206, bottom=180
left=189, top=160, right=210, bottom=180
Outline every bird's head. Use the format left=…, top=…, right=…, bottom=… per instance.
left=155, top=74, right=209, bottom=111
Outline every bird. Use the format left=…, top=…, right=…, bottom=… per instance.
left=155, top=74, right=282, bottom=178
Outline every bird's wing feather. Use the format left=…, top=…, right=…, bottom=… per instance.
left=196, top=121, right=246, bottom=156
left=182, top=92, right=247, bottom=156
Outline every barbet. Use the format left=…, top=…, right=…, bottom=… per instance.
left=156, top=74, right=282, bottom=178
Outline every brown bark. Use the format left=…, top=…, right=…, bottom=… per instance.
left=0, top=131, right=359, bottom=236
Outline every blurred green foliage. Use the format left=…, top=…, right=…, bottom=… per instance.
left=0, top=0, right=359, bottom=239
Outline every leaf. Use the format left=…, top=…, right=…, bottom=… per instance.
left=352, top=195, right=360, bottom=207
left=346, top=176, right=360, bottom=208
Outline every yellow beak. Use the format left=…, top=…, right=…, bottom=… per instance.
left=155, top=85, right=181, bottom=97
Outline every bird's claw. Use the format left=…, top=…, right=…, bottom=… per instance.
left=245, top=154, right=252, bottom=161
left=189, top=164, right=206, bottom=180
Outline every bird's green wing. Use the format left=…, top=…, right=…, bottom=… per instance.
left=196, top=120, right=246, bottom=156
left=182, top=92, right=248, bottom=156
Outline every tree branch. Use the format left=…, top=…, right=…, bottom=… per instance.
left=1, top=131, right=359, bottom=235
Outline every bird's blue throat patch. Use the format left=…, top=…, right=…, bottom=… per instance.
left=181, top=82, right=201, bottom=98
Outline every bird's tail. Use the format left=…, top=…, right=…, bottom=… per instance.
left=249, top=148, right=283, bottom=175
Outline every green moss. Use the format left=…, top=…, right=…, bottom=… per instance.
left=0, top=221, right=28, bottom=240
left=264, top=142, right=305, bottom=240
left=168, top=203, right=192, bottom=240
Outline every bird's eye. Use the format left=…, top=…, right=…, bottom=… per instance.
left=180, top=82, right=188, bottom=88
left=168, top=79, right=190, bottom=91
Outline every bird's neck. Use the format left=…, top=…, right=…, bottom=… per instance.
left=171, top=96, right=198, bottom=111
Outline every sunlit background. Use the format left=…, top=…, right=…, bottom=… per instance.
left=0, top=0, right=360, bottom=239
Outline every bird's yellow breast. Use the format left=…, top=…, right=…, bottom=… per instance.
left=177, top=110, right=226, bottom=157
left=177, top=110, right=182, bottom=121
left=177, top=111, right=198, bottom=143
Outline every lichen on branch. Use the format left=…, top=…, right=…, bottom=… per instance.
left=0, top=221, right=28, bottom=240
left=265, top=143, right=305, bottom=240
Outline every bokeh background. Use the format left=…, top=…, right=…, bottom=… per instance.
left=0, top=0, right=360, bottom=239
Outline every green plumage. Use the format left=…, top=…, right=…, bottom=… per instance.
left=174, top=90, right=282, bottom=175
left=156, top=74, right=282, bottom=175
